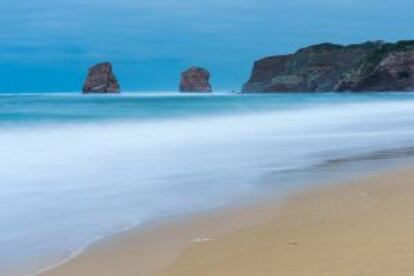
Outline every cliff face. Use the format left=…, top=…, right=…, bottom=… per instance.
left=336, top=41, right=414, bottom=91
left=179, top=67, right=212, bottom=92
left=83, top=62, right=120, bottom=94
left=242, top=41, right=414, bottom=93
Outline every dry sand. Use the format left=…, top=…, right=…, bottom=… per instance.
left=43, top=167, right=414, bottom=276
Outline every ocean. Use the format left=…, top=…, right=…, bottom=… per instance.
left=2, top=92, right=414, bottom=275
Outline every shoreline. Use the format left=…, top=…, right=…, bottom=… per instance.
left=41, top=164, right=414, bottom=276
left=39, top=192, right=284, bottom=276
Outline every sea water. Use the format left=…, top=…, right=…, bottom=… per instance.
left=2, top=92, right=414, bottom=275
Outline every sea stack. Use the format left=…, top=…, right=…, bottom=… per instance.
left=82, top=62, right=120, bottom=94
left=242, top=40, right=414, bottom=93
left=179, top=67, right=212, bottom=92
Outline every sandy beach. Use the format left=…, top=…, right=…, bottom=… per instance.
left=42, top=166, right=414, bottom=276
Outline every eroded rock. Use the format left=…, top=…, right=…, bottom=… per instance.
left=179, top=67, right=212, bottom=92
left=83, top=62, right=120, bottom=94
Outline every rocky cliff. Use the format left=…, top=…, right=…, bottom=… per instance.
left=179, top=67, right=212, bottom=92
left=83, top=62, right=120, bottom=94
left=242, top=40, right=414, bottom=92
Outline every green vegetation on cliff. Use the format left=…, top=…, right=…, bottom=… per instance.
left=348, top=40, right=414, bottom=82
left=243, top=40, right=414, bottom=93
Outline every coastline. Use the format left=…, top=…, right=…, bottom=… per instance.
left=5, top=92, right=414, bottom=276
left=40, top=193, right=282, bottom=276
left=41, top=164, right=414, bottom=276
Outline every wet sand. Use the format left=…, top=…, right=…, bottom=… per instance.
left=43, top=167, right=414, bottom=276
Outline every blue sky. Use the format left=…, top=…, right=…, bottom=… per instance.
left=0, top=0, right=413, bottom=92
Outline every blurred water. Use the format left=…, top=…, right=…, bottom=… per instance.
left=2, top=92, right=414, bottom=275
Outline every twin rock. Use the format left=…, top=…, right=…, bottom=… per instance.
left=83, top=64, right=212, bottom=94
left=83, top=40, right=414, bottom=94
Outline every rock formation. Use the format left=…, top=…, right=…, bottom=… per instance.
left=242, top=40, right=414, bottom=92
left=82, top=62, right=120, bottom=94
left=179, top=67, right=212, bottom=92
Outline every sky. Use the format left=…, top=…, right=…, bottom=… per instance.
left=0, top=0, right=413, bottom=92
